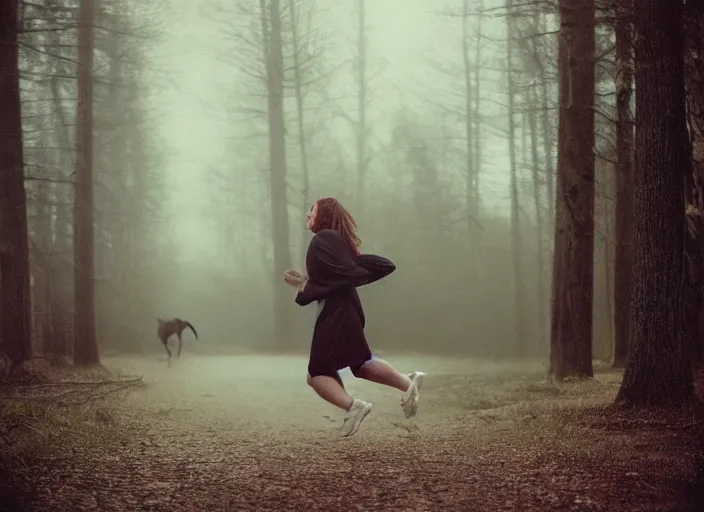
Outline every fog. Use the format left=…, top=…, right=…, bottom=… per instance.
left=21, top=0, right=616, bottom=362
left=108, top=0, right=580, bottom=360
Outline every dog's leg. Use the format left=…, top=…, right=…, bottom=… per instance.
left=163, top=341, right=172, bottom=368
left=177, top=333, right=183, bottom=359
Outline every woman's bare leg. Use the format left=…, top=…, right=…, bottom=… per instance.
left=354, top=358, right=411, bottom=392
left=307, top=373, right=355, bottom=411
left=307, top=373, right=373, bottom=437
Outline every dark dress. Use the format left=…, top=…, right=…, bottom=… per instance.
left=295, top=229, right=396, bottom=377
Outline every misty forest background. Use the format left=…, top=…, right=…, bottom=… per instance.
left=1, top=0, right=703, bottom=405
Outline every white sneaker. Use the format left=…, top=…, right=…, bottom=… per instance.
left=340, top=398, right=372, bottom=437
left=401, top=371, right=425, bottom=419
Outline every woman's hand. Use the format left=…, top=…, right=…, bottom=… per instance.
left=283, top=270, right=306, bottom=289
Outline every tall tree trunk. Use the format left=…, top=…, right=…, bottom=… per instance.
left=616, top=0, right=695, bottom=407
left=463, top=0, right=481, bottom=291
left=266, top=0, right=292, bottom=347
left=528, top=86, right=547, bottom=350
left=287, top=0, right=311, bottom=262
left=49, top=71, right=73, bottom=359
left=462, top=0, right=475, bottom=226
left=33, top=131, right=52, bottom=355
left=354, top=0, right=367, bottom=214
left=0, top=0, right=33, bottom=365
left=505, top=0, right=525, bottom=354
left=613, top=1, right=634, bottom=368
left=601, top=168, right=614, bottom=360
left=683, top=0, right=704, bottom=372
left=549, top=0, right=596, bottom=380
left=532, top=12, right=555, bottom=335
left=538, top=14, right=555, bottom=233
left=73, top=0, right=99, bottom=365
left=473, top=0, right=483, bottom=213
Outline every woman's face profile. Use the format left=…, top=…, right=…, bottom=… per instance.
left=306, top=201, right=318, bottom=231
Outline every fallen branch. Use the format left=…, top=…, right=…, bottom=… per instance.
left=9, top=388, right=85, bottom=402
left=71, top=380, right=145, bottom=406
left=0, top=377, right=145, bottom=405
left=12, top=377, right=143, bottom=389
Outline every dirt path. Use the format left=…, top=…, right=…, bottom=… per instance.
left=2, top=355, right=702, bottom=511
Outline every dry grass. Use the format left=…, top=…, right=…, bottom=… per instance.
left=0, top=396, right=130, bottom=510
left=0, top=355, right=702, bottom=511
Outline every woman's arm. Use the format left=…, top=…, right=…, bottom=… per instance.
left=294, top=278, right=312, bottom=305
left=294, top=230, right=379, bottom=305
left=356, top=254, right=396, bottom=287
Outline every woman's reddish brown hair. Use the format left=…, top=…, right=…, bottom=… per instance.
left=311, top=197, right=361, bottom=256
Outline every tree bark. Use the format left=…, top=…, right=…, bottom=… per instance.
left=549, top=0, right=596, bottom=380
left=616, top=0, right=695, bottom=407
left=0, top=0, right=33, bottom=365
left=613, top=1, right=634, bottom=368
left=73, top=0, right=99, bottom=365
left=287, top=0, right=311, bottom=263
left=265, top=0, right=292, bottom=348
left=683, top=0, right=704, bottom=373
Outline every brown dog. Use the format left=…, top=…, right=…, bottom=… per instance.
left=156, top=318, right=198, bottom=367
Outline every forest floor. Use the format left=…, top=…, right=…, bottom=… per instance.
left=0, top=354, right=703, bottom=511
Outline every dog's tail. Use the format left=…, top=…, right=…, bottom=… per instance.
left=185, top=321, right=198, bottom=340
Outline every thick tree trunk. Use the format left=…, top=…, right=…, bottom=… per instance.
left=683, top=0, right=704, bottom=373
left=613, top=2, right=634, bottom=368
left=266, top=0, right=292, bottom=348
left=615, top=0, right=695, bottom=407
left=0, top=0, right=33, bottom=365
left=73, top=0, right=99, bottom=366
left=549, top=0, right=596, bottom=380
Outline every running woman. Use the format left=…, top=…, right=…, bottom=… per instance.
left=283, top=197, right=425, bottom=437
